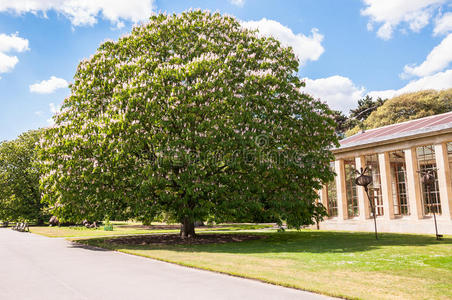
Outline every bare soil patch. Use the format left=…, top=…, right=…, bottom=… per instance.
left=105, top=234, right=266, bottom=246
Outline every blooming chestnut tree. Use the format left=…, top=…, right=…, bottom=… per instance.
left=40, top=11, right=338, bottom=237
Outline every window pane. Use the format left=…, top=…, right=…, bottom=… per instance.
left=365, top=154, right=383, bottom=216
left=327, top=162, right=338, bottom=217
left=389, top=151, right=409, bottom=216
left=344, top=159, right=359, bottom=217
left=417, top=145, right=441, bottom=215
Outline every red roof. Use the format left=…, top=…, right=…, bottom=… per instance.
left=339, top=111, right=452, bottom=149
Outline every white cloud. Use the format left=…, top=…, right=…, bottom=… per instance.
left=0, top=33, right=29, bottom=53
left=303, top=69, right=452, bottom=113
left=0, top=32, right=28, bottom=74
left=47, top=102, right=62, bottom=125
left=361, top=0, right=446, bottom=40
left=46, top=117, right=54, bottom=125
left=29, top=76, right=68, bottom=94
left=241, top=18, right=324, bottom=65
left=366, top=89, right=398, bottom=100
left=0, top=0, right=155, bottom=27
left=376, top=22, right=394, bottom=40
left=49, top=102, right=61, bottom=114
left=369, top=69, right=452, bottom=99
left=403, top=33, right=452, bottom=77
left=0, top=52, right=18, bottom=73
left=230, top=0, right=245, bottom=7
left=302, top=75, right=365, bottom=113
left=302, top=1, right=452, bottom=113
left=434, top=12, right=452, bottom=35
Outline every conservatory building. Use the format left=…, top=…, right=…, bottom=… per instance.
left=319, top=111, right=452, bottom=234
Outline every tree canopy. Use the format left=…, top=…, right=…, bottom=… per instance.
left=332, top=96, right=385, bottom=138
left=40, top=11, right=337, bottom=237
left=349, top=95, right=385, bottom=123
left=331, top=110, right=350, bottom=138
left=345, top=89, right=452, bottom=136
left=0, top=129, right=47, bottom=224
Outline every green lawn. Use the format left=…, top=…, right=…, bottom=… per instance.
left=77, top=230, right=452, bottom=300
left=29, top=226, right=175, bottom=237
left=30, top=223, right=272, bottom=238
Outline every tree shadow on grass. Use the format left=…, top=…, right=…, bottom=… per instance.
left=68, top=241, right=112, bottom=252
left=76, top=230, right=452, bottom=254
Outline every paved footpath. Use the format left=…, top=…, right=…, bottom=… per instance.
left=0, top=228, right=335, bottom=300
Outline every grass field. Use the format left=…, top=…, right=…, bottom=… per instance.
left=78, top=230, right=452, bottom=300
left=29, top=226, right=175, bottom=237
left=29, top=223, right=272, bottom=238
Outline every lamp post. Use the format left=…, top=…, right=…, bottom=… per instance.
left=355, top=167, right=378, bottom=240
left=418, top=169, right=442, bottom=240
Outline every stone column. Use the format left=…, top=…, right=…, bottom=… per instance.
left=335, top=159, right=348, bottom=220
left=404, top=147, right=424, bottom=219
left=355, top=156, right=370, bottom=220
left=434, top=143, right=452, bottom=219
left=379, top=152, right=395, bottom=220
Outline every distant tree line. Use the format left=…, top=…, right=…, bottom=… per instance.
left=0, top=129, right=49, bottom=225
left=333, top=89, right=452, bottom=139
left=332, top=95, right=386, bottom=138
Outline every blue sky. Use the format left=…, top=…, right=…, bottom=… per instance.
left=0, top=0, right=451, bottom=141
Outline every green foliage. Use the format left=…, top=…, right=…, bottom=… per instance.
left=346, top=89, right=452, bottom=136
left=104, top=222, right=113, bottom=231
left=0, top=129, right=47, bottom=223
left=312, top=202, right=327, bottom=229
left=103, top=216, right=113, bottom=231
left=331, top=110, right=350, bottom=138
left=349, top=95, right=385, bottom=122
left=40, top=11, right=338, bottom=230
left=332, top=96, right=386, bottom=138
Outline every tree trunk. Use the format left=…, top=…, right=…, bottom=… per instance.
left=180, top=217, right=195, bottom=239
left=36, top=217, right=44, bottom=226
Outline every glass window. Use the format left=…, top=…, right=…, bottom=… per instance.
left=416, top=145, right=441, bottom=215
left=364, top=154, right=383, bottom=216
left=326, top=162, right=338, bottom=217
left=344, top=159, right=359, bottom=218
left=389, top=151, right=409, bottom=216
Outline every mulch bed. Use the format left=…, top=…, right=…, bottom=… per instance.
left=106, top=234, right=266, bottom=246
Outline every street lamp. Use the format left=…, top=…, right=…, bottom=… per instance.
left=418, top=169, right=443, bottom=240
left=355, top=167, right=378, bottom=240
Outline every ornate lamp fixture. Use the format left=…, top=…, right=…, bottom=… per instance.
left=418, top=169, right=442, bottom=240
left=355, top=167, right=378, bottom=240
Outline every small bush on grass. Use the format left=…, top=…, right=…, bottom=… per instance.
left=103, top=218, right=113, bottom=231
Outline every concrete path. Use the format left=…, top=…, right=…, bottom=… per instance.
left=0, top=229, right=334, bottom=300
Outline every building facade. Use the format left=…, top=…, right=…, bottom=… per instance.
left=319, top=112, right=452, bottom=234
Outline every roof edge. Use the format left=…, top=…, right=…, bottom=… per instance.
left=333, top=122, right=452, bottom=153
left=340, top=111, right=452, bottom=145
